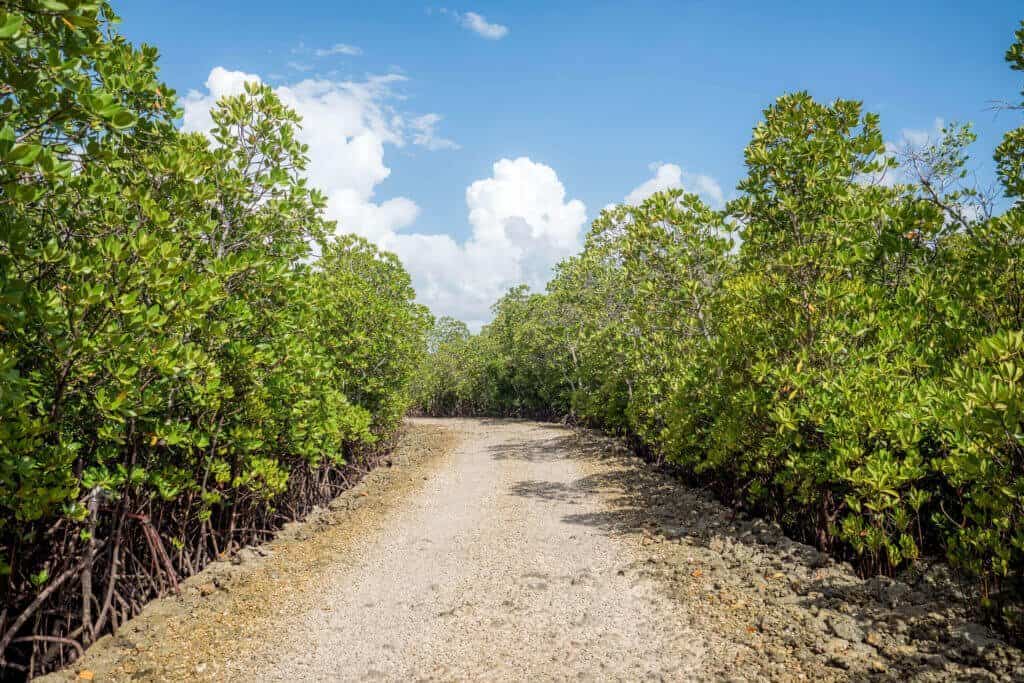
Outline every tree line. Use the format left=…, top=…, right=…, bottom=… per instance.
left=415, top=21, right=1024, bottom=637
left=1, top=2, right=429, bottom=676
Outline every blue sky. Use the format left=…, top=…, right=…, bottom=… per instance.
left=119, top=1, right=1023, bottom=325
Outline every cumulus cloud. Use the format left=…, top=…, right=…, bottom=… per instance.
left=464, top=158, right=585, bottom=248
left=182, top=67, right=446, bottom=242
left=383, top=157, right=586, bottom=327
left=315, top=43, right=363, bottom=57
left=181, top=66, right=259, bottom=132
left=182, top=68, right=580, bottom=327
left=624, top=162, right=725, bottom=208
left=438, top=9, right=509, bottom=39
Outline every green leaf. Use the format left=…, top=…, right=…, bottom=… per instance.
left=0, top=12, right=24, bottom=39
left=109, top=110, right=138, bottom=130
left=7, top=143, right=42, bottom=166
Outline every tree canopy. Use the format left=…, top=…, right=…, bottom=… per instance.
left=0, top=2, right=429, bottom=675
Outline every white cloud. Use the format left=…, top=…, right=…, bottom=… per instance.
left=409, top=113, right=460, bottom=151
left=858, top=118, right=947, bottom=187
left=383, top=157, right=586, bottom=327
left=182, top=68, right=581, bottom=327
left=897, top=117, right=945, bottom=150
left=315, top=43, right=363, bottom=57
left=460, top=11, right=508, bottom=39
left=328, top=192, right=420, bottom=243
left=464, top=158, right=584, bottom=249
left=181, top=66, right=262, bottom=133
left=624, top=162, right=725, bottom=208
left=439, top=9, right=509, bottom=39
left=182, top=67, right=450, bottom=243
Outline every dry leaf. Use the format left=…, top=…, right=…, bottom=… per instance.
left=78, top=671, right=95, bottom=681
left=691, top=569, right=703, bottom=578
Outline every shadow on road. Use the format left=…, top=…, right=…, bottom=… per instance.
left=488, top=428, right=1000, bottom=682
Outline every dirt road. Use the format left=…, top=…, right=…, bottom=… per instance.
left=49, top=419, right=1022, bottom=682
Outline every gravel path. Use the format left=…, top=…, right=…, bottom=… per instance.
left=45, top=418, right=1024, bottom=682
left=269, top=418, right=705, bottom=681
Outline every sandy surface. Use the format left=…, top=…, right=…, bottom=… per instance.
left=44, top=418, right=1023, bottom=682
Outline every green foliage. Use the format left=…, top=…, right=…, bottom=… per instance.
left=931, top=330, right=1024, bottom=584
left=413, top=316, right=500, bottom=416
left=415, top=21, right=1024, bottom=630
left=0, top=1, right=169, bottom=196
left=0, top=3, right=428, bottom=671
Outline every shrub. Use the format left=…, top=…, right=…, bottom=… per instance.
left=0, top=3, right=428, bottom=675
left=414, top=20, right=1024, bottom=636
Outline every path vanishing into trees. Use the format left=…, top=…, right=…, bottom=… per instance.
left=49, top=420, right=1022, bottom=682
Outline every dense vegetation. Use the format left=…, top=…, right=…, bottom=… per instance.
left=0, top=2, right=428, bottom=676
left=416, top=22, right=1024, bottom=634
left=4, top=0, right=1024, bottom=675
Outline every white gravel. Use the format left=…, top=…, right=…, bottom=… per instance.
left=266, top=418, right=706, bottom=681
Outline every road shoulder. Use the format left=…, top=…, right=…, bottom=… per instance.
left=39, top=422, right=458, bottom=682
left=564, top=428, right=1024, bottom=682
